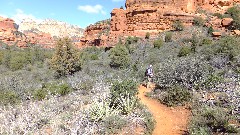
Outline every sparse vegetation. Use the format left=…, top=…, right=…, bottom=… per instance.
left=213, top=13, right=224, bottom=19
left=145, top=32, right=150, bottom=39
left=193, top=17, right=205, bottom=26
left=178, top=46, right=192, bottom=57
left=189, top=106, right=239, bottom=134
left=165, top=32, right=172, bottom=42
left=226, top=6, right=240, bottom=29
left=208, top=26, right=214, bottom=35
left=153, top=39, right=163, bottom=49
left=172, top=20, right=184, bottom=31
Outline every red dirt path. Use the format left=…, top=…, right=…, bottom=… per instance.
left=138, top=85, right=191, bottom=135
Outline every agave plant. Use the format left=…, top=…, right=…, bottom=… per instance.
left=88, top=99, right=120, bottom=122
left=117, top=92, right=139, bottom=115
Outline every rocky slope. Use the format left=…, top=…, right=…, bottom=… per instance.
left=79, top=0, right=240, bottom=46
left=18, top=19, right=84, bottom=38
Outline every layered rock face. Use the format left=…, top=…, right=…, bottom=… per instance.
left=81, top=0, right=240, bottom=46
left=77, top=20, right=110, bottom=47
left=18, top=19, right=84, bottom=38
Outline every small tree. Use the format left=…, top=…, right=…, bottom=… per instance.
left=165, top=32, right=173, bottom=42
left=153, top=39, right=163, bottom=49
left=172, top=20, right=184, bottom=31
left=193, top=17, right=205, bottom=26
left=145, top=32, right=150, bottom=39
left=50, top=37, right=81, bottom=77
left=109, top=44, right=130, bottom=69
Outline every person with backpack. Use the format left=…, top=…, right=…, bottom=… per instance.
left=146, top=64, right=154, bottom=88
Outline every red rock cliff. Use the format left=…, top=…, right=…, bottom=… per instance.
left=80, top=0, right=240, bottom=47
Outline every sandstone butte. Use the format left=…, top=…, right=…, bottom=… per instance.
left=79, top=0, right=240, bottom=47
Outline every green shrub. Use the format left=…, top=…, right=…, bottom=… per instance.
left=125, top=36, right=139, bottom=54
left=189, top=106, right=238, bottom=134
left=90, top=54, right=99, bottom=60
left=214, top=36, right=240, bottom=60
left=79, top=46, right=102, bottom=63
left=159, top=85, right=192, bottom=106
left=165, top=32, right=172, bottom=42
left=145, top=32, right=150, bottom=39
left=0, top=50, right=3, bottom=65
left=226, top=6, right=240, bottom=29
left=125, top=36, right=139, bottom=45
left=190, top=34, right=199, bottom=53
left=193, top=17, right=205, bottom=26
left=0, top=90, right=20, bottom=105
left=202, top=73, right=223, bottom=89
left=213, top=13, right=224, bottom=19
left=33, top=83, right=72, bottom=100
left=110, top=80, right=137, bottom=108
left=33, top=89, right=48, bottom=101
left=109, top=44, right=130, bottom=68
left=10, top=53, right=31, bottom=71
left=50, top=37, right=81, bottom=77
left=178, top=46, right=192, bottom=57
left=110, top=79, right=137, bottom=99
left=172, top=20, right=184, bottom=31
left=42, top=83, right=72, bottom=96
left=142, top=109, right=156, bottom=135
left=118, top=92, right=139, bottom=114
left=227, top=6, right=240, bottom=20
left=208, top=26, right=214, bottom=35
left=56, top=83, right=72, bottom=96
left=103, top=115, right=127, bottom=134
left=88, top=100, right=120, bottom=122
left=153, top=39, right=163, bottom=49
left=2, top=50, right=11, bottom=68
left=201, top=38, right=212, bottom=46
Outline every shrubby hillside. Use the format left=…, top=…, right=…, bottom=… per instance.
left=0, top=25, right=239, bottom=134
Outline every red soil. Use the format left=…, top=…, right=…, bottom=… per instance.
left=138, top=85, right=191, bottom=135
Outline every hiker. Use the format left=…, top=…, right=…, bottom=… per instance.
left=146, top=64, right=154, bottom=88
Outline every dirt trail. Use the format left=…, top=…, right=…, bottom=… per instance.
left=138, top=85, right=190, bottom=135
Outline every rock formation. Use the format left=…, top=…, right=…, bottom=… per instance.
left=0, top=17, right=55, bottom=48
left=77, top=19, right=111, bottom=47
left=80, top=0, right=240, bottom=46
left=18, top=19, right=84, bottom=38
left=0, top=17, right=84, bottom=48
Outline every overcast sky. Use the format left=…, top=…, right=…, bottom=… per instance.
left=0, top=0, right=125, bottom=28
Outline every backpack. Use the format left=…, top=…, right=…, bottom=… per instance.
left=145, top=68, right=153, bottom=77
left=145, top=68, right=148, bottom=76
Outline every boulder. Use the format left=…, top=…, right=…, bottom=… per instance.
left=222, top=18, right=233, bottom=27
left=212, top=31, right=222, bottom=37
left=233, top=30, right=240, bottom=35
